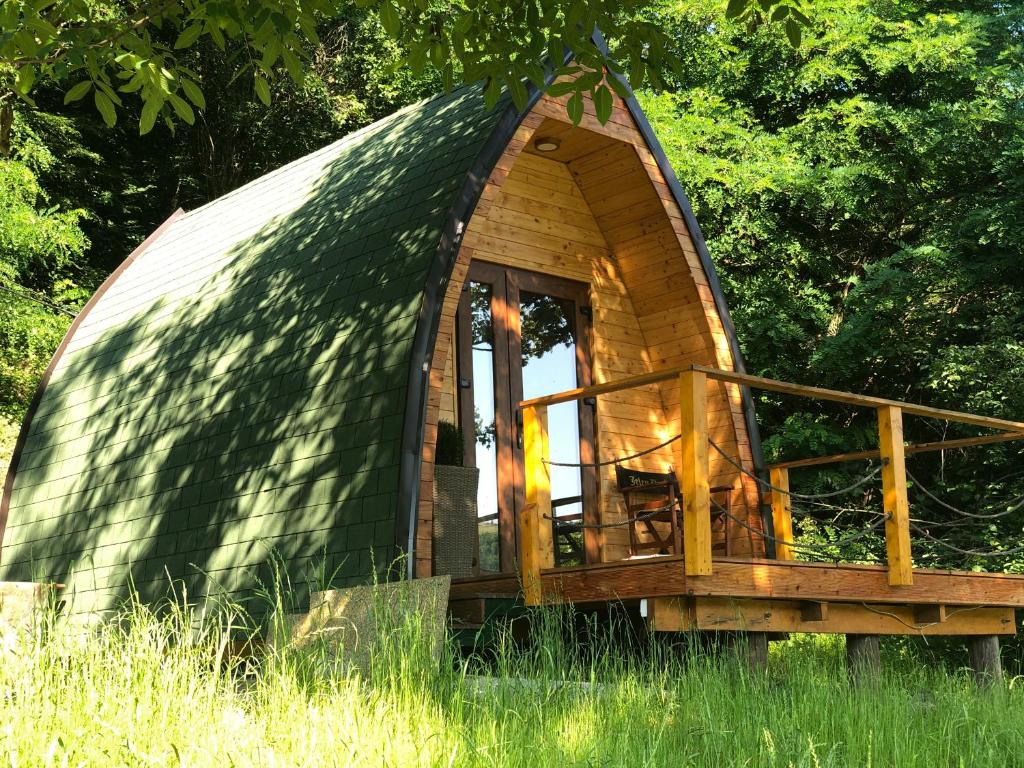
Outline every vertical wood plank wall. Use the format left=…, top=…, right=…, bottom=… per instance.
left=416, top=91, right=764, bottom=577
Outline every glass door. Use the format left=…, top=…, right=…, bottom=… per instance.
left=456, top=263, right=596, bottom=573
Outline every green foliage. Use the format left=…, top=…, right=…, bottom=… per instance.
left=436, top=420, right=464, bottom=467
left=0, top=0, right=805, bottom=133
left=0, top=149, right=89, bottom=421
left=645, top=0, right=1024, bottom=569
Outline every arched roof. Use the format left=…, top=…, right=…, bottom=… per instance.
left=0, top=86, right=512, bottom=617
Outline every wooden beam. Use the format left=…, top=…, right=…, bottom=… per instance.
left=801, top=601, right=828, bottom=622
left=695, top=366, right=1024, bottom=433
left=913, top=604, right=946, bottom=624
left=678, top=369, right=712, bottom=576
left=769, top=467, right=794, bottom=561
left=768, top=431, right=1024, bottom=471
left=542, top=556, right=1024, bottom=607
left=520, top=405, right=553, bottom=605
left=646, top=596, right=1015, bottom=636
left=519, top=364, right=1024, bottom=433
left=879, top=406, right=913, bottom=586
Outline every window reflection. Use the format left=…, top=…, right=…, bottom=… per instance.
left=470, top=282, right=500, bottom=572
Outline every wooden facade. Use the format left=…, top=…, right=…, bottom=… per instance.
left=417, top=86, right=764, bottom=579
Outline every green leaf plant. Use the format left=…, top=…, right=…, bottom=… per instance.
left=0, top=0, right=809, bottom=139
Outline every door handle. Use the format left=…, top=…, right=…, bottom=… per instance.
left=516, top=409, right=524, bottom=450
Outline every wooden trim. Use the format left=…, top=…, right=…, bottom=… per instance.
left=540, top=556, right=1024, bottom=607
left=648, top=596, right=1016, bottom=636
left=0, top=208, right=185, bottom=555
left=768, top=431, right=1024, bottom=470
left=520, top=364, right=1024, bottom=433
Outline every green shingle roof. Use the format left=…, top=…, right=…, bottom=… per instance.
left=0, top=86, right=507, bottom=619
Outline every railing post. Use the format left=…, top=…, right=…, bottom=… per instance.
left=769, top=467, right=794, bottom=561
left=520, top=405, right=554, bottom=605
left=877, top=405, right=913, bottom=586
left=677, top=369, right=713, bottom=576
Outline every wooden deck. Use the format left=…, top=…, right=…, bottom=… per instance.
left=451, top=556, right=1024, bottom=636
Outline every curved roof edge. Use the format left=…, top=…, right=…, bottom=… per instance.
left=395, top=94, right=550, bottom=579
left=398, top=36, right=772, bottom=571
left=0, top=209, right=185, bottom=555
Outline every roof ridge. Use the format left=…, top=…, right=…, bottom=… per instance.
left=177, top=84, right=483, bottom=222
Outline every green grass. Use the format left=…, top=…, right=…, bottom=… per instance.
left=1, top=595, right=1022, bottom=767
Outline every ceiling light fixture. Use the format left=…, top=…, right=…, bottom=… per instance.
left=534, top=137, right=561, bottom=152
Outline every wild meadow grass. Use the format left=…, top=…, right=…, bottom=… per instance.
left=0, top=594, right=1021, bottom=767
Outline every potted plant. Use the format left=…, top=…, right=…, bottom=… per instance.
left=432, top=420, right=479, bottom=577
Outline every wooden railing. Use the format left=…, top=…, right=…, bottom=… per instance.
left=517, top=364, right=1024, bottom=604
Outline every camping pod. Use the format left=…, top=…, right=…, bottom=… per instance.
left=0, top=75, right=768, bottom=620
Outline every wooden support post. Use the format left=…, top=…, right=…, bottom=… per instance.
left=967, top=635, right=1002, bottom=686
left=877, top=406, right=913, bottom=586
left=733, top=632, right=769, bottom=674
left=846, top=634, right=881, bottom=684
left=769, top=467, right=794, bottom=561
left=677, top=369, right=712, bottom=576
left=520, top=405, right=553, bottom=606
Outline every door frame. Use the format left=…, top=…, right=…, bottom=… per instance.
left=456, top=261, right=598, bottom=571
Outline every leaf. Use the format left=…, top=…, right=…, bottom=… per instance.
left=15, top=65, right=34, bottom=95
left=483, top=76, right=502, bottom=109
left=785, top=18, right=802, bottom=47
left=180, top=78, right=206, bottom=110
left=168, top=93, right=195, bottom=124
left=593, top=84, right=612, bottom=124
left=566, top=91, right=583, bottom=126
left=174, top=24, right=203, bottom=49
left=508, top=75, right=528, bottom=111
left=771, top=5, right=789, bottom=21
left=379, top=1, right=400, bottom=37
left=63, top=80, right=92, bottom=104
left=94, top=90, right=116, bottom=127
left=789, top=7, right=811, bottom=25
left=546, top=81, right=576, bottom=98
left=606, top=71, right=632, bottom=101
left=281, top=49, right=304, bottom=85
left=725, top=0, right=750, bottom=19
left=139, top=97, right=161, bottom=135
left=254, top=74, right=271, bottom=106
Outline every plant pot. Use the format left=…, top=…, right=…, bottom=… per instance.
left=433, top=465, right=480, bottom=578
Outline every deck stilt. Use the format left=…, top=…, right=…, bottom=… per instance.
left=846, top=634, right=881, bottom=683
left=733, top=632, right=769, bottom=674
left=967, top=635, right=1002, bottom=685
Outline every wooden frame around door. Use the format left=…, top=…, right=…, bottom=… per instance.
left=456, top=261, right=598, bottom=572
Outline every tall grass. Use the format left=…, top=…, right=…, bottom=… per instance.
left=0, top=593, right=1021, bottom=767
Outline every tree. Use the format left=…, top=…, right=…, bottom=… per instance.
left=0, top=0, right=808, bottom=141
left=646, top=0, right=1024, bottom=572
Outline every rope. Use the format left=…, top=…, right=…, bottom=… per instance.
left=905, top=466, right=1024, bottom=520
left=543, top=433, right=680, bottom=468
left=910, top=525, right=1024, bottom=558
left=543, top=502, right=675, bottom=530
left=709, top=439, right=884, bottom=500
left=712, top=499, right=888, bottom=562
left=858, top=602, right=988, bottom=635
left=0, top=283, right=79, bottom=317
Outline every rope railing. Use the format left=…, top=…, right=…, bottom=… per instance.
left=514, top=364, right=1024, bottom=603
